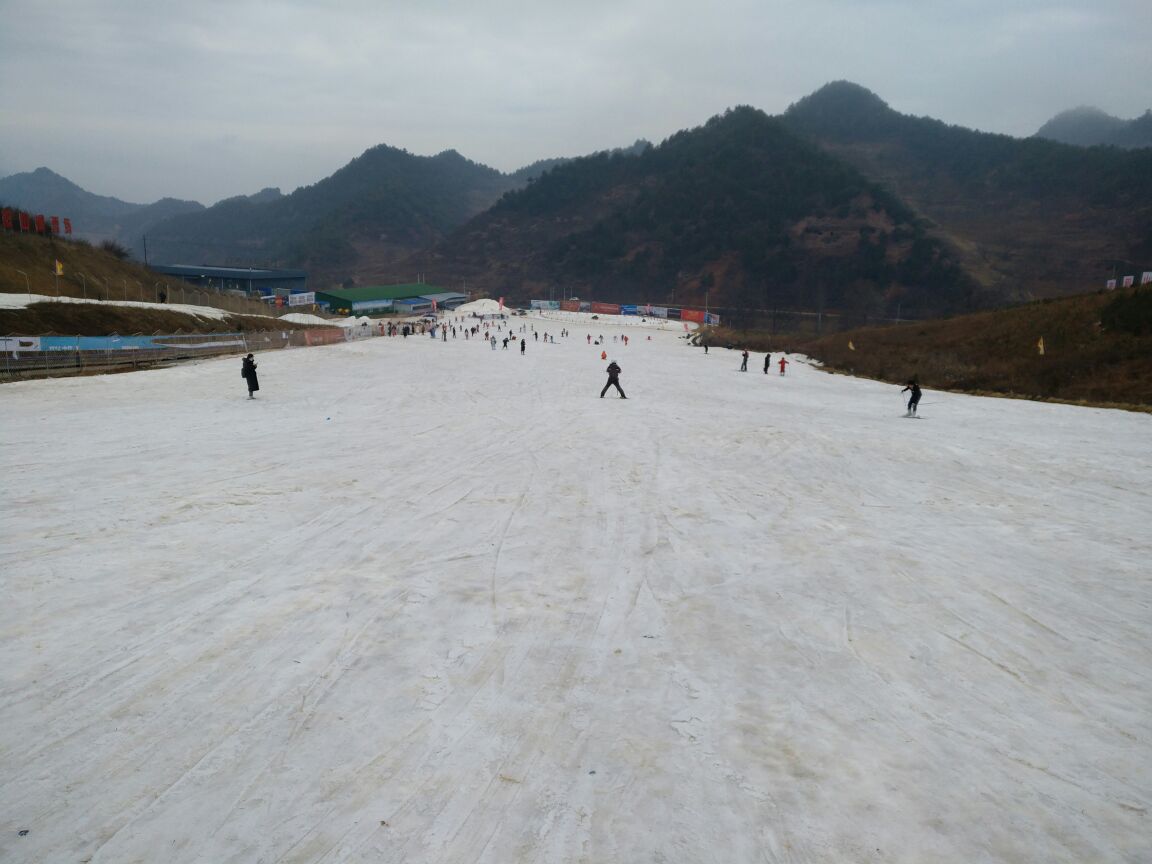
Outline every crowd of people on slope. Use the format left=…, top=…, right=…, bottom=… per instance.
left=240, top=312, right=922, bottom=412
left=725, top=342, right=925, bottom=414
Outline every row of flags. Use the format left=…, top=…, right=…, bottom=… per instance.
left=1107, top=273, right=1152, bottom=290
left=1, top=208, right=72, bottom=236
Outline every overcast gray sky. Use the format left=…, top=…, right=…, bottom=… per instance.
left=2, top=0, right=1149, bottom=206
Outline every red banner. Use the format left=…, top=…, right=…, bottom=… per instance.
left=681, top=309, right=705, bottom=323
left=19, top=212, right=30, bottom=231
left=1, top=209, right=11, bottom=230
left=50, top=216, right=59, bottom=234
left=63, top=218, right=72, bottom=235
left=560, top=300, right=580, bottom=312
left=34, top=214, right=46, bottom=233
left=590, top=302, right=620, bottom=315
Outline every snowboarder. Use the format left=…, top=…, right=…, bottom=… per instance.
left=778, top=356, right=789, bottom=376
left=241, top=353, right=259, bottom=399
left=902, top=378, right=922, bottom=416
left=740, top=350, right=749, bottom=372
left=764, top=354, right=771, bottom=374
left=601, top=360, right=626, bottom=398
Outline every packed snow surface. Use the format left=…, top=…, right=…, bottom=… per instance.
left=0, top=292, right=232, bottom=319
left=455, top=298, right=504, bottom=315
left=280, top=312, right=337, bottom=326
left=2, top=315, right=1149, bottom=863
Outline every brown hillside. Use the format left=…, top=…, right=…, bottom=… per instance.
left=784, top=289, right=1152, bottom=408
left=0, top=232, right=330, bottom=336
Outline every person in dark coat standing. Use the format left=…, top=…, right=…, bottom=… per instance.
left=902, top=378, right=922, bottom=416
left=241, top=353, right=259, bottom=399
left=740, top=350, right=749, bottom=372
left=601, top=360, right=626, bottom=398
left=764, top=353, right=771, bottom=374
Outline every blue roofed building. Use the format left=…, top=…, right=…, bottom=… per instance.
left=149, top=264, right=307, bottom=297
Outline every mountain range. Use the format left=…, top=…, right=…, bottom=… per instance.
left=1034, top=106, right=1152, bottom=149
left=2, top=83, right=1149, bottom=320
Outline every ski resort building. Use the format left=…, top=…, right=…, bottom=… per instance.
left=149, top=264, right=308, bottom=297
left=314, top=285, right=468, bottom=316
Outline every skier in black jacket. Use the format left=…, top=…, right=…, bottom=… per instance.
left=902, top=378, right=922, bottom=416
left=600, top=361, right=626, bottom=398
left=241, top=354, right=259, bottom=399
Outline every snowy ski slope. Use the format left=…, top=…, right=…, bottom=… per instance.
left=2, top=315, right=1149, bottom=863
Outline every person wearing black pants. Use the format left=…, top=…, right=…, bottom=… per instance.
left=600, top=361, right=626, bottom=398
left=241, top=353, right=259, bottom=399
left=902, top=378, right=922, bottom=416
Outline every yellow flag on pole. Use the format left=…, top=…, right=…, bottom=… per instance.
left=1037, top=337, right=1045, bottom=356
left=55, top=259, right=64, bottom=275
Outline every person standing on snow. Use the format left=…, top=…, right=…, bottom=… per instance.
left=764, top=353, right=771, bottom=374
left=778, top=356, right=789, bottom=376
left=740, top=349, right=749, bottom=372
left=520, top=338, right=526, bottom=355
left=241, top=353, right=259, bottom=399
left=600, top=360, right=626, bottom=398
left=902, top=378, right=922, bottom=416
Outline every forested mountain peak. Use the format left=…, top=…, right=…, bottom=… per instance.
left=780, top=85, right=1152, bottom=301
left=435, top=103, right=978, bottom=319
left=784, top=82, right=895, bottom=132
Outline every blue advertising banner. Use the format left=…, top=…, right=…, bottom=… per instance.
left=36, top=334, right=246, bottom=351
left=619, top=305, right=638, bottom=315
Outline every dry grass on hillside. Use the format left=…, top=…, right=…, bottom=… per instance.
left=0, top=302, right=323, bottom=337
left=2, top=233, right=179, bottom=300
left=709, top=290, right=1152, bottom=409
left=0, top=232, right=335, bottom=336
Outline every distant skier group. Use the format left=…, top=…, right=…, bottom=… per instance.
left=738, top=349, right=788, bottom=375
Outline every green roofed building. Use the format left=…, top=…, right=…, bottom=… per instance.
left=314, top=284, right=468, bottom=315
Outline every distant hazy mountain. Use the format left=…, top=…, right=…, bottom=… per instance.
left=0, top=167, right=204, bottom=245
left=781, top=81, right=1152, bottom=301
left=1035, top=106, right=1152, bottom=149
left=6, top=86, right=1148, bottom=315
left=137, top=145, right=533, bottom=275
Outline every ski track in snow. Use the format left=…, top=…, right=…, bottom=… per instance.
left=1, top=317, right=1150, bottom=863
